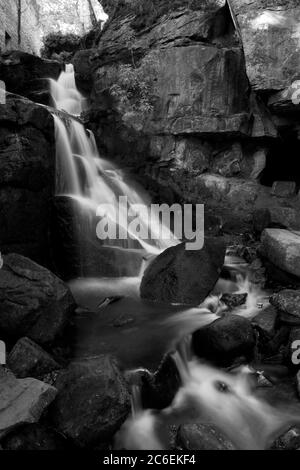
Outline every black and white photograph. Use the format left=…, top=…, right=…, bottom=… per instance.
left=1, top=0, right=300, bottom=458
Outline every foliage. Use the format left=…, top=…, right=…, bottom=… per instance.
left=41, top=32, right=82, bottom=59
left=105, top=51, right=160, bottom=124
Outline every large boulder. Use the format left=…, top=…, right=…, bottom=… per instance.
left=140, top=237, right=226, bottom=305
left=0, top=254, right=76, bottom=345
left=261, top=229, right=300, bottom=278
left=7, top=337, right=60, bottom=379
left=192, top=314, right=256, bottom=366
left=49, top=356, right=130, bottom=447
left=0, top=367, right=57, bottom=439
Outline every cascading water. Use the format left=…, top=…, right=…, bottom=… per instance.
left=50, top=64, right=179, bottom=278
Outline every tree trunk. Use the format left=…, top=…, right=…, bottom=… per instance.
left=17, top=0, right=22, bottom=46
left=87, top=0, right=97, bottom=27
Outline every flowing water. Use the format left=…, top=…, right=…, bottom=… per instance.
left=48, top=65, right=300, bottom=450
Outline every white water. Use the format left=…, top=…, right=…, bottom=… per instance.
left=51, top=64, right=179, bottom=261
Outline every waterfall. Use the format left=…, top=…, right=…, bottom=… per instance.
left=50, top=64, right=178, bottom=277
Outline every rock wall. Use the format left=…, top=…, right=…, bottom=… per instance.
left=0, top=95, right=55, bottom=266
left=0, top=0, right=42, bottom=55
left=74, top=0, right=300, bottom=232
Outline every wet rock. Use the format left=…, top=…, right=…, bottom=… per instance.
left=0, top=51, right=62, bottom=101
left=50, top=356, right=130, bottom=447
left=141, top=354, right=181, bottom=410
left=261, top=229, right=300, bottom=278
left=0, top=367, right=57, bottom=439
left=271, top=427, right=300, bottom=450
left=0, top=424, right=69, bottom=450
left=0, top=254, right=76, bottom=345
left=140, top=238, right=226, bottom=305
left=192, top=314, right=256, bottom=366
left=270, top=290, right=300, bottom=320
left=253, top=305, right=278, bottom=338
left=177, top=424, right=235, bottom=451
left=7, top=337, right=60, bottom=379
left=221, top=293, right=248, bottom=310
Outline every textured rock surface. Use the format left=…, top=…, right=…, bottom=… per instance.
left=230, top=0, right=300, bottom=92
left=0, top=367, right=57, bottom=439
left=270, top=290, right=300, bottom=319
left=0, top=51, right=62, bottom=102
left=0, top=95, right=55, bottom=265
left=50, top=356, right=130, bottom=447
left=140, top=238, right=226, bottom=305
left=192, top=314, right=256, bottom=366
left=0, top=254, right=76, bottom=345
left=0, top=423, right=68, bottom=451
left=7, top=337, right=60, bottom=379
left=177, top=423, right=235, bottom=450
left=261, top=229, right=300, bottom=278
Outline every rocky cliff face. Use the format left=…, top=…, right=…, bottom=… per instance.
left=0, top=95, right=55, bottom=266
left=74, top=0, right=300, bottom=232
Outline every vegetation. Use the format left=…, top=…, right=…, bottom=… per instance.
left=107, top=0, right=220, bottom=31
left=102, top=51, right=160, bottom=126
left=41, top=32, right=82, bottom=60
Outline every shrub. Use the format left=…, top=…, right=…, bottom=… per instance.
left=41, top=32, right=82, bottom=59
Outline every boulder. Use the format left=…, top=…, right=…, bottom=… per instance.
left=140, top=238, right=226, bottom=305
left=50, top=356, right=130, bottom=447
left=270, top=290, right=300, bottom=321
left=192, top=314, right=256, bottom=366
left=0, top=254, right=76, bottom=345
left=0, top=367, right=57, bottom=439
left=7, top=337, right=60, bottom=379
left=177, top=423, right=235, bottom=451
left=261, top=229, right=300, bottom=278
left=0, top=424, right=68, bottom=450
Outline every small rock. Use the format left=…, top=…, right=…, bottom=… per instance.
left=192, top=315, right=256, bottom=366
left=177, top=424, right=235, bottom=450
left=140, top=238, right=226, bottom=305
left=271, top=182, right=297, bottom=198
left=221, top=293, right=248, bottom=309
left=7, top=337, right=60, bottom=379
left=253, top=305, right=278, bottom=337
left=49, top=356, right=130, bottom=447
left=271, top=427, right=300, bottom=450
left=270, top=290, right=300, bottom=320
left=0, top=367, right=57, bottom=439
